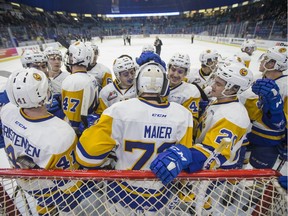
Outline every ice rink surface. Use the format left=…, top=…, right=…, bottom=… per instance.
left=0, top=37, right=286, bottom=175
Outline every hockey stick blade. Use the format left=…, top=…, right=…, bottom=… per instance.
left=55, top=35, right=70, bottom=49
left=203, top=137, right=231, bottom=169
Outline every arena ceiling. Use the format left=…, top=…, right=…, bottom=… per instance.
left=8, top=0, right=249, bottom=15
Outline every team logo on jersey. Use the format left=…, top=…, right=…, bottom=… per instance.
left=239, top=68, right=248, bottom=76
left=278, top=47, right=286, bottom=53
left=33, top=73, right=42, bottom=81
left=107, top=90, right=118, bottom=101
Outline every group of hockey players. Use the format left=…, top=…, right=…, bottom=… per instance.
left=0, top=38, right=287, bottom=215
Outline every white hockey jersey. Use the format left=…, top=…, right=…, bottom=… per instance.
left=168, top=81, right=201, bottom=121
left=76, top=98, right=193, bottom=211
left=96, top=81, right=137, bottom=115
left=61, top=71, right=99, bottom=128
left=88, top=62, right=112, bottom=89
left=194, top=98, right=250, bottom=168
left=49, top=70, right=70, bottom=95
left=185, top=67, right=212, bottom=89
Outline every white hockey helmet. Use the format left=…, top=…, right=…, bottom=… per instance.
left=21, top=50, right=48, bottom=68
left=241, top=40, right=257, bottom=54
left=219, top=55, right=246, bottom=67
left=168, top=52, right=191, bottom=73
left=259, top=46, right=288, bottom=72
left=113, top=55, right=136, bottom=82
left=65, top=41, right=92, bottom=71
left=214, top=63, right=253, bottom=95
left=136, top=61, right=169, bottom=97
left=199, top=49, right=219, bottom=70
left=6, top=68, right=49, bottom=108
left=44, top=46, right=62, bottom=58
left=142, top=44, right=155, bottom=53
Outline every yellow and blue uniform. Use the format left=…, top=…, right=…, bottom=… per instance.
left=193, top=98, right=250, bottom=169
left=76, top=97, right=193, bottom=212
left=88, top=62, right=112, bottom=89
left=96, top=80, right=136, bottom=115
left=240, top=75, right=287, bottom=147
left=168, top=81, right=201, bottom=128
left=0, top=103, right=94, bottom=215
left=61, top=71, right=99, bottom=128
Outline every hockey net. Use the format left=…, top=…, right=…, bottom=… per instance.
left=0, top=168, right=286, bottom=216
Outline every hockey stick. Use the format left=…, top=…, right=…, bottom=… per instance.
left=55, top=35, right=70, bottom=49
left=195, top=137, right=231, bottom=215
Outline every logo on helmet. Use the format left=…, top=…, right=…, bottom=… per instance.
left=33, top=73, right=42, bottom=81
left=206, top=50, right=211, bottom=53
left=279, top=47, right=287, bottom=53
left=239, top=68, right=248, bottom=76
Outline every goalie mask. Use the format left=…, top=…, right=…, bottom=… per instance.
left=213, top=63, right=253, bottom=97
left=259, top=46, right=288, bottom=72
left=65, top=41, right=92, bottom=72
left=136, top=62, right=169, bottom=97
left=6, top=68, right=50, bottom=108
left=168, top=52, right=191, bottom=74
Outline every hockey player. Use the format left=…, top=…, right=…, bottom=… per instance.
left=167, top=52, right=201, bottom=127
left=44, top=47, right=69, bottom=95
left=0, top=68, right=97, bottom=215
left=44, top=47, right=69, bottom=119
left=62, top=41, right=99, bottom=135
left=237, top=40, right=257, bottom=68
left=151, top=63, right=253, bottom=186
left=243, top=46, right=287, bottom=170
left=76, top=62, right=193, bottom=215
left=95, top=55, right=137, bottom=115
left=86, top=42, right=113, bottom=88
left=185, top=49, right=219, bottom=92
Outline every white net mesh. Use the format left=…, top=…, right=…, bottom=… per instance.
left=0, top=169, right=286, bottom=216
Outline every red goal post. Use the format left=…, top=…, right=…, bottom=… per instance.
left=0, top=168, right=286, bottom=216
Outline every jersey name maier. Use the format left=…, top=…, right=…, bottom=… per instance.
left=2, top=124, right=40, bottom=157
left=144, top=125, right=172, bottom=139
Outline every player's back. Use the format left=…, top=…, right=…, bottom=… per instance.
left=88, top=62, right=112, bottom=88
left=62, top=72, right=99, bottom=127
left=105, top=98, right=193, bottom=171
left=1, top=103, right=78, bottom=170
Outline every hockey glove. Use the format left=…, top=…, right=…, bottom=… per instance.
left=150, top=144, right=192, bottom=185
left=252, top=79, right=285, bottom=130
left=78, top=113, right=100, bottom=134
left=278, top=176, right=287, bottom=190
left=252, top=78, right=280, bottom=104
left=136, top=51, right=166, bottom=70
left=0, top=90, right=9, bottom=107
